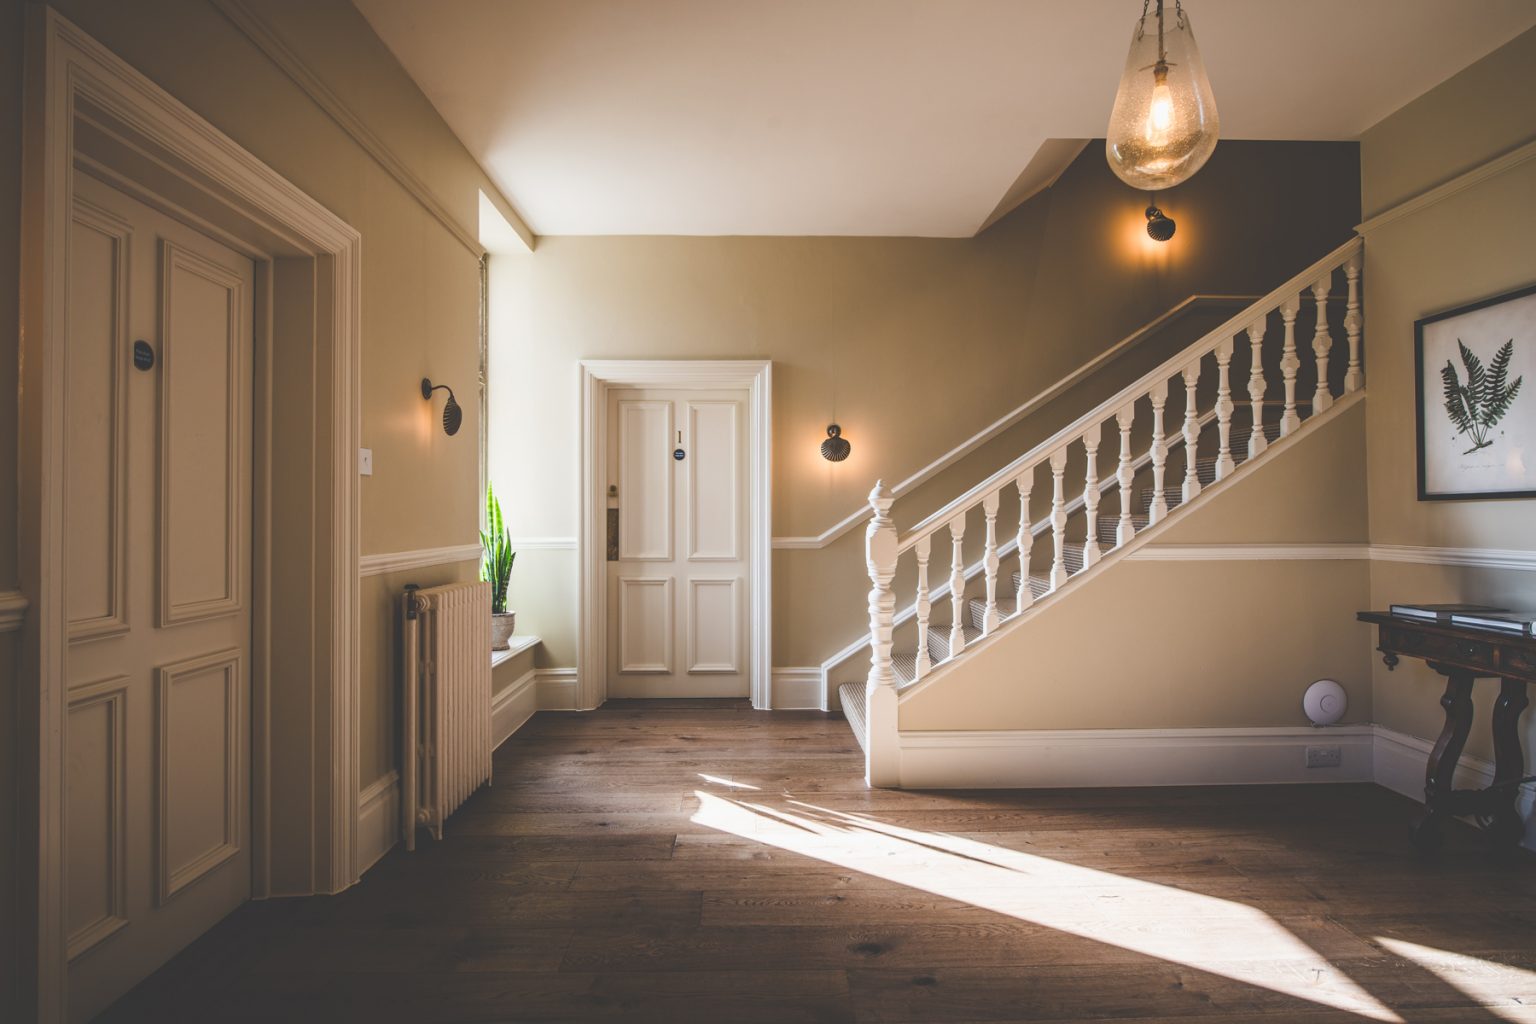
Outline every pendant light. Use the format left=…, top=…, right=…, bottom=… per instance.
left=1105, top=0, right=1219, bottom=192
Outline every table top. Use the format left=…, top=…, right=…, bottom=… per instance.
left=1358, top=611, right=1536, bottom=645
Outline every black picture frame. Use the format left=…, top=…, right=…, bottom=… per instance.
left=1415, top=281, right=1536, bottom=501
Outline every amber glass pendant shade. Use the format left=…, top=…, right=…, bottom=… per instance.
left=1105, top=1, right=1219, bottom=191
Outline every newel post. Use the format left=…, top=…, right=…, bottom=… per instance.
left=864, top=481, right=901, bottom=787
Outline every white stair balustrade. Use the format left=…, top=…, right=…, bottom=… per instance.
left=1246, top=317, right=1268, bottom=460
left=947, top=515, right=967, bottom=659
left=1148, top=380, right=1170, bottom=524
left=1048, top=447, right=1070, bottom=591
left=1015, top=470, right=1034, bottom=612
left=844, top=237, right=1367, bottom=777
left=1311, top=273, right=1335, bottom=414
left=1115, top=404, right=1136, bottom=548
left=1344, top=251, right=1364, bottom=394
left=913, top=535, right=932, bottom=681
left=1080, top=424, right=1102, bottom=568
left=1214, top=337, right=1236, bottom=481
left=1279, top=293, right=1302, bottom=436
left=862, top=481, right=899, bottom=785
left=981, top=491, right=1002, bottom=634
left=1180, top=360, right=1202, bottom=503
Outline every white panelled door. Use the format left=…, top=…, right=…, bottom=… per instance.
left=606, top=388, right=750, bottom=698
left=65, top=173, right=254, bottom=1022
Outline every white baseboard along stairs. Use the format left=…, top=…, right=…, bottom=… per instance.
left=840, top=237, right=1367, bottom=788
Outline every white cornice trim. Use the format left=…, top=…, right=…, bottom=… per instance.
left=771, top=296, right=1259, bottom=550
left=0, top=590, right=29, bottom=633
left=359, top=544, right=482, bottom=577
left=207, top=0, right=534, bottom=254
left=1357, top=135, right=1536, bottom=236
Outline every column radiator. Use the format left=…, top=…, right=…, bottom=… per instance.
left=401, top=580, right=493, bottom=850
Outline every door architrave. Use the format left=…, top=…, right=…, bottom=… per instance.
left=18, top=11, right=362, bottom=1019
left=578, top=361, right=772, bottom=711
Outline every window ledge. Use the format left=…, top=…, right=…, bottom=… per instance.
left=490, top=634, right=540, bottom=669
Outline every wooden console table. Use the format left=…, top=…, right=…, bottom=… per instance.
left=1358, top=611, right=1534, bottom=852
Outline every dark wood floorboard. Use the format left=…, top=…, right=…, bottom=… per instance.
left=98, top=704, right=1536, bottom=1023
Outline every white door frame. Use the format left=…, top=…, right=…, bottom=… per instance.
left=578, top=361, right=772, bottom=710
left=18, top=10, right=361, bottom=1019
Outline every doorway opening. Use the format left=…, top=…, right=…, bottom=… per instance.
left=578, top=362, right=772, bottom=710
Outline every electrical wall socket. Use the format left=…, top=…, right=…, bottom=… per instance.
left=1305, top=746, right=1342, bottom=768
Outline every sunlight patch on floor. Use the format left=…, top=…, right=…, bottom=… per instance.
left=1376, top=937, right=1536, bottom=1019
left=692, top=790, right=1403, bottom=1022
left=697, top=773, right=760, bottom=791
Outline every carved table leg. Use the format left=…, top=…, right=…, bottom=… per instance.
left=1488, top=678, right=1531, bottom=849
left=1412, top=670, right=1475, bottom=853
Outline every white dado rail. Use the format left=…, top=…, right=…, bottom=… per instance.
left=856, top=236, right=1365, bottom=785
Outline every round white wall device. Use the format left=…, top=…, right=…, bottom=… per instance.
left=1303, top=679, right=1347, bottom=726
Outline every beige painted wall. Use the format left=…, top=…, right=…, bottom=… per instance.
left=901, top=400, right=1374, bottom=731
left=488, top=141, right=1361, bottom=670
left=1360, top=26, right=1536, bottom=762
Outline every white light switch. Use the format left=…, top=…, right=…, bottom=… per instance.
left=358, top=447, right=374, bottom=476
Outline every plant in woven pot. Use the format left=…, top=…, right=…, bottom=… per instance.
left=480, top=483, right=517, bottom=650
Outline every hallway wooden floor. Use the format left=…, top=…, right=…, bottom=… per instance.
left=101, top=701, right=1536, bottom=1023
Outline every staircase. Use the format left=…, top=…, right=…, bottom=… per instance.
left=840, top=237, right=1365, bottom=785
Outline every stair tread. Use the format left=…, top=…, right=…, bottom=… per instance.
left=837, top=682, right=867, bottom=752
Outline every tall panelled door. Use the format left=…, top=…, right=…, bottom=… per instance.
left=606, top=388, right=750, bottom=698
left=64, top=173, right=254, bottom=1022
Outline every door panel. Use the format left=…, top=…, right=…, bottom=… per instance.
left=617, top=577, right=673, bottom=673
left=686, top=401, right=740, bottom=561
left=687, top=577, right=741, bottom=674
left=155, top=649, right=242, bottom=904
left=65, top=678, right=129, bottom=960
left=65, top=200, right=131, bottom=642
left=617, top=399, right=673, bottom=561
left=606, top=386, right=749, bottom=698
left=158, top=242, right=245, bottom=625
left=66, top=172, right=253, bottom=1023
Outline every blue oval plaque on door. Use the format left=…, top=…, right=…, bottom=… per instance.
left=673, top=448, right=686, bottom=461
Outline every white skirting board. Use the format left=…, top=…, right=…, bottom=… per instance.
left=897, top=725, right=1377, bottom=789
left=492, top=669, right=539, bottom=748
left=354, top=770, right=400, bottom=877
left=536, top=668, right=582, bottom=710
left=771, top=667, right=824, bottom=710
left=1373, top=725, right=1536, bottom=851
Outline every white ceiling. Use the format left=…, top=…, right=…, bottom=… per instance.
left=354, top=0, right=1536, bottom=237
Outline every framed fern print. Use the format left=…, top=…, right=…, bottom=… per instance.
left=1415, top=283, right=1536, bottom=500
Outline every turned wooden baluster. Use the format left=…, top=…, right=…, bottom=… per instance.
left=1214, top=337, right=1236, bottom=481
left=1048, top=447, right=1069, bottom=591
left=981, top=491, right=1001, bottom=635
left=1311, top=273, right=1335, bottom=414
left=1343, top=252, right=1363, bottom=393
left=1181, top=360, right=1202, bottom=504
left=863, top=481, right=899, bottom=786
left=947, top=515, right=967, bottom=658
left=1115, top=403, right=1136, bottom=548
left=913, top=534, right=932, bottom=680
left=1148, top=381, right=1170, bottom=524
left=1246, top=317, right=1268, bottom=460
left=1080, top=424, right=1102, bottom=568
left=1279, top=293, right=1302, bottom=436
left=1014, top=471, right=1033, bottom=612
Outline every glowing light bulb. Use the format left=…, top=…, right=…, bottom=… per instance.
left=1145, top=67, right=1173, bottom=147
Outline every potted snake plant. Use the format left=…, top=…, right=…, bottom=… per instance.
left=480, top=483, right=517, bottom=650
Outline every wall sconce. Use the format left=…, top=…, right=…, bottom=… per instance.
left=1145, top=201, right=1176, bottom=242
left=820, top=424, right=850, bottom=462
left=421, top=377, right=462, bottom=436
